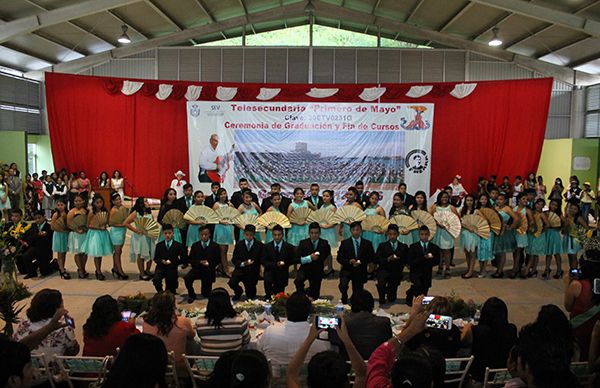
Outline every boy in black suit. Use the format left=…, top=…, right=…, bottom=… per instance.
left=406, top=225, right=441, bottom=306
left=231, top=178, right=259, bottom=208
left=175, top=183, right=194, bottom=245
left=305, top=183, right=323, bottom=209
left=397, top=183, right=415, bottom=209
left=21, top=211, right=55, bottom=278
left=375, top=224, right=408, bottom=304
left=4, top=209, right=36, bottom=275
left=184, top=225, right=221, bottom=303
left=228, top=224, right=264, bottom=300
left=355, top=180, right=369, bottom=209
left=262, top=224, right=296, bottom=299
left=261, top=184, right=291, bottom=214
left=203, top=182, right=221, bottom=237
left=337, top=221, right=374, bottom=304
left=153, top=224, right=188, bottom=294
left=294, top=222, right=331, bottom=300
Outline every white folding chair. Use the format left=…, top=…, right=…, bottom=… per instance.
left=30, top=353, right=56, bottom=388
left=483, top=367, right=513, bottom=388
left=571, top=361, right=596, bottom=387
left=165, top=351, right=180, bottom=388
left=444, top=356, right=474, bottom=388
left=183, top=355, right=219, bottom=388
left=54, top=355, right=112, bottom=388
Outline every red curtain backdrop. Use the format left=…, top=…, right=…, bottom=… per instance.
left=45, top=72, right=553, bottom=198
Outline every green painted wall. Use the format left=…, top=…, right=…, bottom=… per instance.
left=28, top=134, right=54, bottom=173
left=537, top=139, right=573, bottom=187
left=571, top=138, right=600, bottom=188
left=0, top=131, right=27, bottom=174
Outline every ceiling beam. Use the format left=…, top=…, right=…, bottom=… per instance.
left=190, top=0, right=227, bottom=39
left=535, top=36, right=591, bottom=60
left=309, top=0, right=598, bottom=84
left=143, top=0, right=198, bottom=44
left=2, top=43, right=58, bottom=64
left=106, top=10, right=150, bottom=40
left=569, top=52, right=600, bottom=68
left=470, top=11, right=511, bottom=41
left=0, top=0, right=142, bottom=44
left=468, top=0, right=600, bottom=38
left=439, top=2, right=474, bottom=33
left=405, top=0, right=426, bottom=23
left=38, top=1, right=307, bottom=74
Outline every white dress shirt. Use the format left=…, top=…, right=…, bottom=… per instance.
left=257, top=320, right=332, bottom=366
left=199, top=144, right=222, bottom=171
left=170, top=179, right=186, bottom=198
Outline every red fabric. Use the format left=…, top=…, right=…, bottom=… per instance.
left=45, top=72, right=552, bottom=198
left=82, top=321, right=140, bottom=357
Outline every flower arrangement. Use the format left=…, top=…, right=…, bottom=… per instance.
left=447, top=291, right=480, bottom=319
left=117, top=292, right=151, bottom=315
left=0, top=221, right=32, bottom=335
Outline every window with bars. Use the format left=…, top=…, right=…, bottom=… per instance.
left=585, top=84, right=600, bottom=137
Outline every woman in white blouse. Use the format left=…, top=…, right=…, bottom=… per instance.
left=110, top=170, right=125, bottom=200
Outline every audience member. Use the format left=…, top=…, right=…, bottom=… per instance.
left=82, top=295, right=139, bottom=356
left=258, top=292, right=332, bottom=365
left=344, top=290, right=392, bottom=360
left=195, top=287, right=250, bottom=355
left=13, top=289, right=79, bottom=357
left=0, top=340, right=33, bottom=388
left=288, top=318, right=366, bottom=388
left=101, top=333, right=168, bottom=388
left=208, top=350, right=240, bottom=388
left=229, top=349, right=271, bottom=388
left=461, top=297, right=517, bottom=382
left=142, top=292, right=194, bottom=371
left=534, top=304, right=578, bottom=362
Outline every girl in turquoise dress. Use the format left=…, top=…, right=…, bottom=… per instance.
left=264, top=193, right=285, bottom=244
left=320, top=190, right=338, bottom=277
left=157, top=188, right=182, bottom=243
left=185, top=191, right=206, bottom=247
left=108, top=193, right=128, bottom=280
left=82, top=194, right=113, bottom=280
left=459, top=195, right=478, bottom=279
left=212, top=188, right=235, bottom=277
left=562, top=200, right=589, bottom=269
left=363, top=192, right=386, bottom=251
left=389, top=193, right=413, bottom=246
left=340, top=187, right=363, bottom=240
left=67, top=194, right=89, bottom=279
left=525, top=198, right=549, bottom=278
left=430, top=191, right=459, bottom=278
left=511, top=193, right=532, bottom=278
left=410, top=190, right=428, bottom=242
left=287, top=188, right=312, bottom=246
left=51, top=198, right=70, bottom=279
left=476, top=194, right=495, bottom=278
left=0, top=174, right=11, bottom=221
left=236, top=190, right=262, bottom=241
left=125, top=197, right=155, bottom=281
left=543, top=198, right=564, bottom=279
left=492, top=194, right=518, bottom=278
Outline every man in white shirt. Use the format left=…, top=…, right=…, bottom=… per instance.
left=170, top=171, right=187, bottom=198
left=257, top=292, right=332, bottom=366
left=198, top=134, right=228, bottom=183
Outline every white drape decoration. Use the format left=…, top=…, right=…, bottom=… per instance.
left=256, top=88, right=281, bottom=101
left=306, top=88, right=339, bottom=98
left=185, top=85, right=202, bottom=101
left=121, top=80, right=143, bottom=96
left=359, top=87, right=387, bottom=101
left=406, top=85, right=433, bottom=98
left=450, top=83, right=478, bottom=99
left=216, top=86, right=238, bottom=101
left=155, top=84, right=173, bottom=100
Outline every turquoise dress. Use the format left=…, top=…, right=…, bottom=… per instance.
left=432, top=206, right=455, bottom=250
left=493, top=210, right=517, bottom=254
left=52, top=231, right=69, bottom=253
left=68, top=230, right=87, bottom=254
left=0, top=184, right=10, bottom=210
left=287, top=201, right=309, bottom=246
left=129, top=214, right=155, bottom=262
left=213, top=203, right=234, bottom=245
left=82, top=226, right=113, bottom=257
left=109, top=226, right=126, bottom=246
left=319, top=204, right=338, bottom=248
left=527, top=231, right=547, bottom=256
left=460, top=214, right=478, bottom=253
left=238, top=205, right=259, bottom=241
left=562, top=221, right=581, bottom=255
left=186, top=224, right=201, bottom=247
left=545, top=228, right=562, bottom=255
left=362, top=207, right=385, bottom=251
left=264, top=208, right=286, bottom=244
left=477, top=233, right=495, bottom=261
left=513, top=207, right=529, bottom=248
left=341, top=223, right=352, bottom=240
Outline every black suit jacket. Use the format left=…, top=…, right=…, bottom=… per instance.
left=305, top=195, right=323, bottom=209
left=375, top=239, right=408, bottom=273
left=231, top=190, right=259, bottom=209
left=358, top=193, right=369, bottom=210
left=297, top=238, right=331, bottom=275
left=175, top=196, right=194, bottom=213
left=400, top=193, right=415, bottom=209
left=28, top=222, right=53, bottom=252
left=204, top=193, right=219, bottom=209
left=232, top=238, right=264, bottom=278
left=153, top=240, right=188, bottom=269
left=262, top=240, right=296, bottom=271
left=337, top=237, right=374, bottom=282
left=188, top=240, right=221, bottom=280
left=260, top=196, right=291, bottom=214
left=407, top=241, right=440, bottom=288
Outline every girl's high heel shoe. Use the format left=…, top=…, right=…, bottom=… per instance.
left=527, top=270, right=538, bottom=278
left=95, top=271, right=106, bottom=281
left=553, top=270, right=564, bottom=279
left=542, top=269, right=551, bottom=280
left=111, top=268, right=129, bottom=280
left=60, top=271, right=71, bottom=280
left=139, top=274, right=151, bottom=281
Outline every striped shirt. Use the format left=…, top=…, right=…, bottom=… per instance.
left=195, top=316, right=250, bottom=356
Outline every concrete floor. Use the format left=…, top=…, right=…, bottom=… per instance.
left=16, top=235, right=567, bottom=350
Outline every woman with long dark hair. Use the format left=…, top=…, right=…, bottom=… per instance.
left=511, top=193, right=533, bottom=279
left=108, top=193, right=128, bottom=279
left=430, top=191, right=459, bottom=278
left=67, top=193, right=89, bottom=278
left=213, top=188, right=235, bottom=277
left=51, top=198, right=70, bottom=279
left=562, top=200, right=589, bottom=269
left=524, top=198, right=549, bottom=278
left=459, top=194, right=478, bottom=278
left=81, top=194, right=113, bottom=280
left=157, top=188, right=183, bottom=243
left=110, top=170, right=124, bottom=200
left=475, top=193, right=494, bottom=278
left=98, top=171, right=109, bottom=188
left=544, top=199, right=564, bottom=279
left=83, top=295, right=139, bottom=356
left=491, top=193, right=518, bottom=278
left=124, top=197, right=155, bottom=280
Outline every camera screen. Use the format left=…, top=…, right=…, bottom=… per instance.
left=422, top=296, right=434, bottom=305
left=121, top=311, right=132, bottom=322
left=316, top=316, right=339, bottom=329
left=425, top=314, right=452, bottom=330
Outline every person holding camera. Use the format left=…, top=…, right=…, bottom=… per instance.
left=406, top=225, right=440, bottom=306
left=564, top=237, right=600, bottom=361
